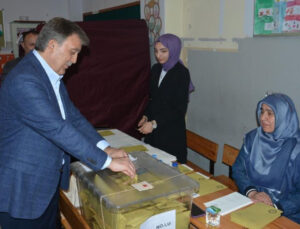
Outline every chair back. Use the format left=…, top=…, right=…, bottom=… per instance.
left=222, top=144, right=239, bottom=178
left=186, top=129, right=218, bottom=175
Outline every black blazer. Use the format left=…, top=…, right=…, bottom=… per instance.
left=144, top=62, right=190, bottom=163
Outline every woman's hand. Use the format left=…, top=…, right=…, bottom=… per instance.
left=138, top=121, right=153, bottom=134
left=248, top=191, right=273, bottom=206
left=138, top=115, right=148, bottom=127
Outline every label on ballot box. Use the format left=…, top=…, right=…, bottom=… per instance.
left=132, top=181, right=154, bottom=191
left=140, top=210, right=175, bottom=229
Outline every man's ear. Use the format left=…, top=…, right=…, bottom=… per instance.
left=20, top=41, right=25, bottom=50
left=47, top=39, right=57, bottom=50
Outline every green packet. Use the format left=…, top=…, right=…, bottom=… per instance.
left=206, top=206, right=221, bottom=215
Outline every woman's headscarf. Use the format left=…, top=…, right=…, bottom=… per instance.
left=155, top=33, right=195, bottom=92
left=156, top=33, right=182, bottom=72
left=246, top=93, right=299, bottom=191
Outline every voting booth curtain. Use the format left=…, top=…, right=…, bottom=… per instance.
left=64, top=19, right=150, bottom=138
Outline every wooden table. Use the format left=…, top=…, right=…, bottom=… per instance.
left=60, top=129, right=300, bottom=228
left=61, top=187, right=300, bottom=229
left=190, top=188, right=300, bottom=229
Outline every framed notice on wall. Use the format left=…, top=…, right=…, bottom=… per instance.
left=254, top=0, right=300, bottom=35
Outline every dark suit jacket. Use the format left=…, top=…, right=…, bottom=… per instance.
left=1, top=57, right=22, bottom=83
left=144, top=62, right=190, bottom=163
left=0, top=52, right=108, bottom=219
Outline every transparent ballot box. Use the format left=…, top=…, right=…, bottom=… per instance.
left=71, top=151, right=199, bottom=229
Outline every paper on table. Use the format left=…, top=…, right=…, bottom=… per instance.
left=198, top=179, right=227, bottom=196
left=99, top=129, right=177, bottom=165
left=231, top=202, right=282, bottom=229
left=97, top=130, right=115, bottom=136
left=178, top=164, right=194, bottom=174
left=187, top=172, right=209, bottom=181
left=204, top=192, right=252, bottom=216
left=187, top=173, right=226, bottom=197
left=120, top=145, right=148, bottom=153
left=102, top=129, right=142, bottom=147
left=195, top=171, right=209, bottom=179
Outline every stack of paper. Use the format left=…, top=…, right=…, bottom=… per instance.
left=187, top=171, right=209, bottom=180
left=231, top=202, right=282, bottom=229
left=187, top=173, right=226, bottom=197
left=178, top=164, right=194, bottom=174
left=204, top=192, right=252, bottom=216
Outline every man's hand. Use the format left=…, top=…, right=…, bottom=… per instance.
left=108, top=157, right=136, bottom=178
left=104, top=146, right=127, bottom=158
left=104, top=146, right=135, bottom=178
left=248, top=191, right=273, bottom=206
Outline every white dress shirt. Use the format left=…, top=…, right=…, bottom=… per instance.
left=33, top=50, right=111, bottom=169
left=158, top=69, right=167, bottom=87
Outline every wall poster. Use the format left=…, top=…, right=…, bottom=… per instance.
left=254, top=0, right=300, bottom=35
left=141, top=0, right=163, bottom=46
left=140, top=0, right=164, bottom=64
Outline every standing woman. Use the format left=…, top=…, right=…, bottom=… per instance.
left=138, top=33, right=190, bottom=163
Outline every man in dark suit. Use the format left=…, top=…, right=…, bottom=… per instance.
left=2, top=30, right=39, bottom=82
left=0, top=17, right=135, bottom=229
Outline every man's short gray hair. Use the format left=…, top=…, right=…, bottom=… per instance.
left=35, top=17, right=89, bottom=51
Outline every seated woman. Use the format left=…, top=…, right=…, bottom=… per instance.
left=232, top=93, right=300, bottom=224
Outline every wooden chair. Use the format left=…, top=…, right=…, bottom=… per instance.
left=186, top=129, right=218, bottom=177
left=212, top=144, right=239, bottom=191
left=59, top=190, right=91, bottom=229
